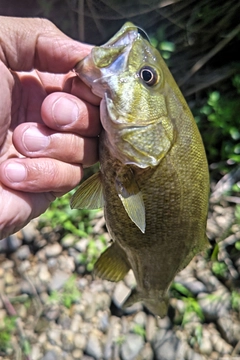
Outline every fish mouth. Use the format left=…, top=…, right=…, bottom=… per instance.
left=103, top=22, right=139, bottom=48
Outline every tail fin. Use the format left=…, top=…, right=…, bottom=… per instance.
left=123, top=288, right=169, bottom=317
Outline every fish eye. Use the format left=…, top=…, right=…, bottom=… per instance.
left=139, top=66, right=158, bottom=86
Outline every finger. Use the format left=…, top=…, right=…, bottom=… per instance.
left=0, top=158, right=83, bottom=193
left=0, top=186, right=55, bottom=240
left=13, top=124, right=99, bottom=166
left=41, top=93, right=101, bottom=136
left=0, top=17, right=91, bottom=72
left=0, top=61, right=14, bottom=146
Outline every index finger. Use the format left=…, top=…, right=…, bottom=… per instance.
left=0, top=16, right=90, bottom=73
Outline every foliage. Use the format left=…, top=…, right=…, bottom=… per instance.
left=39, top=191, right=100, bottom=238
left=195, top=74, right=240, bottom=167
left=132, top=323, right=146, bottom=337
left=231, top=290, right=240, bottom=312
left=0, top=316, right=17, bottom=353
left=48, top=275, right=81, bottom=308
left=211, top=261, right=228, bottom=278
left=77, top=235, right=107, bottom=272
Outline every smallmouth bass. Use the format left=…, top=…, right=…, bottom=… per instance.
left=71, top=22, right=209, bottom=317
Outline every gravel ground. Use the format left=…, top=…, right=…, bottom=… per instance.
left=0, top=201, right=240, bottom=360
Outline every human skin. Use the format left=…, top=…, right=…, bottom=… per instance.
left=0, top=17, right=101, bottom=239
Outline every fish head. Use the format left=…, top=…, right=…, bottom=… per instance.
left=124, top=287, right=169, bottom=317
left=75, top=22, right=176, bottom=168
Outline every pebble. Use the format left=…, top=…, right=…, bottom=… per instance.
left=72, top=349, right=83, bottom=359
left=61, top=234, right=76, bottom=248
left=0, top=235, right=22, bottom=253
left=47, top=330, right=61, bottom=347
left=112, top=281, right=131, bottom=308
left=152, top=329, right=182, bottom=360
left=15, top=244, right=31, bottom=260
left=146, top=315, right=157, bottom=342
left=217, top=315, right=240, bottom=344
left=48, top=270, right=70, bottom=292
left=74, top=238, right=89, bottom=252
left=121, top=333, right=144, bottom=360
left=85, top=331, right=103, bottom=359
left=61, top=330, right=75, bottom=352
left=74, top=333, right=87, bottom=350
left=39, top=263, right=51, bottom=283
left=198, top=287, right=231, bottom=321
left=45, top=243, right=62, bottom=258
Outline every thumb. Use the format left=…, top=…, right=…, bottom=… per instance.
left=0, top=16, right=91, bottom=73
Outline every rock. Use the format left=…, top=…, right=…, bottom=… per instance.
left=217, top=315, right=240, bottom=345
left=41, top=350, right=61, bottom=360
left=152, top=329, right=182, bottom=360
left=146, top=315, right=157, bottom=342
left=61, top=234, right=76, bottom=248
left=74, top=333, right=87, bottom=350
left=112, top=281, right=131, bottom=307
left=70, top=314, right=82, bottom=333
left=0, top=235, right=22, bottom=253
left=39, top=264, right=51, bottom=283
left=199, top=332, right=213, bottom=355
left=95, top=292, right=111, bottom=311
left=133, top=311, right=147, bottom=327
left=209, top=326, right=233, bottom=355
left=137, top=342, right=154, bottom=360
left=15, top=244, right=31, bottom=260
left=45, top=243, right=62, bottom=258
left=198, top=287, right=231, bottom=321
left=61, top=330, right=75, bottom=352
left=174, top=275, right=207, bottom=295
left=121, top=333, right=144, bottom=360
left=47, top=330, right=61, bottom=347
left=4, top=271, right=16, bottom=286
left=44, top=305, right=60, bottom=321
left=85, top=331, right=103, bottom=359
left=22, top=220, right=38, bottom=243
left=48, top=270, right=70, bottom=292
left=74, top=238, right=89, bottom=252
left=72, top=349, right=83, bottom=359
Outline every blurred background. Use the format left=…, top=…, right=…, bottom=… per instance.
left=0, top=1, right=240, bottom=359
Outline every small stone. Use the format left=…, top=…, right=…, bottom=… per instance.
left=112, top=281, right=131, bottom=308
left=217, top=315, right=240, bottom=345
left=41, top=349, right=61, bottom=360
left=74, top=238, right=89, bottom=252
left=152, top=329, right=181, bottom=360
left=133, top=311, right=147, bottom=327
left=0, top=235, right=22, bottom=253
left=199, top=334, right=213, bottom=355
left=16, top=244, right=31, bottom=260
left=72, top=349, right=83, bottom=359
left=146, top=315, right=157, bottom=342
left=174, top=275, right=207, bottom=295
left=44, top=305, right=60, bottom=321
left=198, top=287, right=231, bottom=321
left=85, top=332, right=103, bottom=359
left=39, top=264, right=51, bottom=283
left=71, top=314, right=82, bottom=333
left=61, top=234, right=76, bottom=248
left=121, top=333, right=144, bottom=360
left=45, top=243, right=62, bottom=258
left=48, top=271, right=70, bottom=292
left=95, top=292, right=111, bottom=311
left=4, top=271, right=15, bottom=286
left=47, top=330, right=61, bottom=347
left=30, top=344, right=43, bottom=360
left=61, top=330, right=75, bottom=352
left=2, top=259, right=14, bottom=269
left=137, top=342, right=154, bottom=360
left=74, top=333, right=87, bottom=350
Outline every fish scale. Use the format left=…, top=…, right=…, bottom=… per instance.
left=71, top=22, right=209, bottom=317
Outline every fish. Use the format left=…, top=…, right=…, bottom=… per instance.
left=71, top=22, right=209, bottom=317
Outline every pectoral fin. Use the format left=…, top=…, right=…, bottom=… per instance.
left=115, top=172, right=145, bottom=233
left=70, top=171, right=104, bottom=209
left=94, top=242, right=131, bottom=282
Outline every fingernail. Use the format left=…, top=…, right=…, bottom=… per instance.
left=5, top=163, right=27, bottom=182
left=23, top=126, right=50, bottom=152
left=52, top=97, right=79, bottom=126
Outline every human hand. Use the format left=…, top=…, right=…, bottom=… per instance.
left=0, top=17, right=101, bottom=239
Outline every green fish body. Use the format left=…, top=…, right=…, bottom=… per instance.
left=71, top=22, right=209, bottom=317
